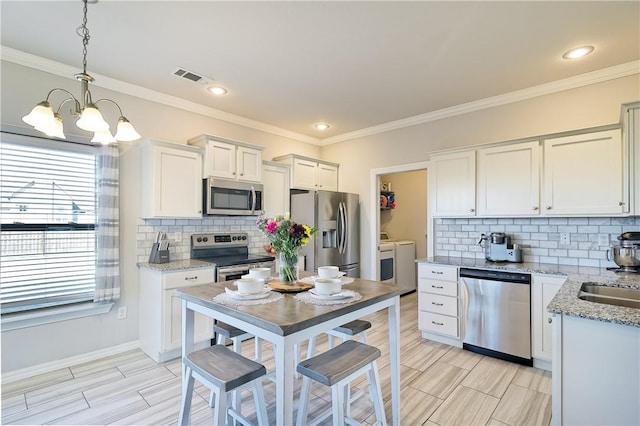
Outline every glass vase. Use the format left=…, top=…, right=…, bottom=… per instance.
left=278, top=251, right=299, bottom=284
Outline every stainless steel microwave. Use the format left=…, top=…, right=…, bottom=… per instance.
left=203, top=178, right=263, bottom=216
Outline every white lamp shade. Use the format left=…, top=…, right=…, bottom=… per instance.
left=114, top=117, right=141, bottom=141
left=91, top=129, right=117, bottom=145
left=76, top=104, right=109, bottom=132
left=22, top=101, right=55, bottom=128
left=35, top=113, right=66, bottom=139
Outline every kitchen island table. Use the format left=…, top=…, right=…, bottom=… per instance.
left=176, top=277, right=402, bottom=425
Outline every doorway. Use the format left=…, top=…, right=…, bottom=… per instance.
left=369, top=161, right=430, bottom=281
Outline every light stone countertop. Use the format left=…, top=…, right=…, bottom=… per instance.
left=417, top=256, right=640, bottom=328
left=137, top=259, right=214, bottom=272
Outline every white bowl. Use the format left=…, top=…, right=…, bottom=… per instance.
left=317, top=266, right=340, bottom=279
left=236, top=278, right=264, bottom=294
left=314, top=278, right=342, bottom=295
left=248, top=267, right=271, bottom=280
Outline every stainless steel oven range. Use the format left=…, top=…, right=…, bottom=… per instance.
left=190, top=232, right=275, bottom=282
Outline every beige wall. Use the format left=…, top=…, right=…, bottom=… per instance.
left=1, top=58, right=638, bottom=373
left=380, top=171, right=428, bottom=259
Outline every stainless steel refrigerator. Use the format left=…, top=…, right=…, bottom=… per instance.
left=290, top=190, right=360, bottom=277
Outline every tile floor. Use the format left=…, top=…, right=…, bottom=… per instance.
left=1, top=292, right=552, bottom=425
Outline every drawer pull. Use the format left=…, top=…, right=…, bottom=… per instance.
left=184, top=276, right=198, bottom=281
left=431, top=321, right=444, bottom=326
left=431, top=285, right=444, bottom=289
left=432, top=302, right=444, bottom=306
left=431, top=271, right=443, bottom=275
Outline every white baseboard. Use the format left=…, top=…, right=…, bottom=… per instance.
left=2, top=340, right=140, bottom=384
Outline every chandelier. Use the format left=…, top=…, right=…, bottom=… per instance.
left=21, top=0, right=140, bottom=143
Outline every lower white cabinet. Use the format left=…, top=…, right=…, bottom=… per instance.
left=552, top=314, right=639, bottom=426
left=139, top=267, right=214, bottom=363
left=531, top=274, right=565, bottom=368
left=417, top=263, right=460, bottom=345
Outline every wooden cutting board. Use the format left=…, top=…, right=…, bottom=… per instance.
left=268, top=280, right=313, bottom=293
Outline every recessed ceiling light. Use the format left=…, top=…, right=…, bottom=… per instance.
left=207, top=86, right=228, bottom=95
left=314, top=123, right=330, bottom=131
left=562, top=46, right=594, bottom=60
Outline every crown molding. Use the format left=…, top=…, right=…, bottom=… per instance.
left=319, top=60, right=640, bottom=145
left=1, top=46, right=320, bottom=145
left=4, top=46, right=637, bottom=147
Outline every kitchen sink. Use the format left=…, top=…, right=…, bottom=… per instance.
left=578, top=283, right=640, bottom=309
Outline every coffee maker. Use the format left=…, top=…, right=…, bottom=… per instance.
left=478, top=232, right=523, bottom=262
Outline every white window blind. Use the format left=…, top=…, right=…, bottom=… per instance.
left=0, top=136, right=97, bottom=314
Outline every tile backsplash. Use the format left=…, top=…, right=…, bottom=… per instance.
left=136, top=216, right=271, bottom=263
left=434, top=216, right=640, bottom=268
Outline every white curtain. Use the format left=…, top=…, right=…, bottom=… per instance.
left=94, top=144, right=120, bottom=302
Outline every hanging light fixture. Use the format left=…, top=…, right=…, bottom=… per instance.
left=22, top=0, right=141, bottom=143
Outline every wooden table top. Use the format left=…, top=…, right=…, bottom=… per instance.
left=176, top=277, right=401, bottom=336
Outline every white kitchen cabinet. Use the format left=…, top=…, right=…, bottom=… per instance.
left=430, top=151, right=476, bottom=217
left=188, top=134, right=263, bottom=183
left=262, top=160, right=290, bottom=218
left=140, top=140, right=202, bottom=218
left=531, top=274, right=565, bottom=369
left=272, top=154, right=339, bottom=191
left=552, top=314, right=639, bottom=426
left=477, top=141, right=540, bottom=216
left=417, top=263, right=461, bottom=346
left=542, top=129, right=627, bottom=215
left=625, top=103, right=640, bottom=215
left=139, top=267, right=214, bottom=363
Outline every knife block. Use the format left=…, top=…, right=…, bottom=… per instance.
left=149, top=243, right=170, bottom=264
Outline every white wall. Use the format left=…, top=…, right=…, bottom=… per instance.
left=321, top=75, right=639, bottom=278
left=0, top=61, right=320, bottom=373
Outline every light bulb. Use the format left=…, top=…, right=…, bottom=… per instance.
left=76, top=103, right=109, bottom=131
left=114, top=117, right=141, bottom=141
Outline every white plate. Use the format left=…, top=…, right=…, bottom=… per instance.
left=225, top=286, right=271, bottom=300
left=308, top=289, right=355, bottom=300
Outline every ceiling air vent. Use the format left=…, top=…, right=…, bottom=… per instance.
left=172, top=67, right=212, bottom=85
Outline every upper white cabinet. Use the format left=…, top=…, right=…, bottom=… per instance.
left=188, top=134, right=263, bottom=183
left=542, top=129, right=626, bottom=215
left=430, top=151, right=476, bottom=217
left=272, top=154, right=339, bottom=191
left=262, top=160, right=290, bottom=218
left=140, top=140, right=202, bottom=218
left=477, top=142, right=540, bottom=216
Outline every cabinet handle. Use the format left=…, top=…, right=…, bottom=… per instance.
left=184, top=276, right=198, bottom=281
left=546, top=206, right=552, bottom=210
left=469, top=208, right=475, bottom=212
left=431, top=321, right=444, bottom=326
left=548, top=317, right=552, bottom=324
left=533, top=206, right=538, bottom=211
left=232, top=172, right=236, bottom=175
left=431, top=270, right=443, bottom=275
left=432, top=302, right=444, bottom=306
left=431, top=285, right=444, bottom=289
left=619, top=201, right=625, bottom=206
left=240, top=173, right=244, bottom=176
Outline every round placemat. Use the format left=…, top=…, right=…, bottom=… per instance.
left=294, top=290, right=362, bottom=305
left=213, top=291, right=283, bottom=307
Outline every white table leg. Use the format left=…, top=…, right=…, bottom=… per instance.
left=181, top=300, right=195, bottom=400
left=388, top=296, right=401, bottom=426
left=274, top=337, right=296, bottom=425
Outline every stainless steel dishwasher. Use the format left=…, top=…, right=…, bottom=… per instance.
left=459, top=267, right=532, bottom=366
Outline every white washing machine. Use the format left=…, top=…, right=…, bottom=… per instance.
left=378, top=232, right=395, bottom=284
left=379, top=232, right=416, bottom=293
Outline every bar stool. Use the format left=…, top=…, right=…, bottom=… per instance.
left=214, top=322, right=262, bottom=362
left=295, top=340, right=386, bottom=426
left=178, top=345, right=269, bottom=426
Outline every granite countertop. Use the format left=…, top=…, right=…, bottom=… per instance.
left=417, top=256, right=640, bottom=328
left=137, top=259, right=214, bottom=272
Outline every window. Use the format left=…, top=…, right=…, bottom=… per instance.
left=0, top=133, right=97, bottom=314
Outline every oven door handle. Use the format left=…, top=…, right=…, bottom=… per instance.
left=218, top=265, right=251, bottom=274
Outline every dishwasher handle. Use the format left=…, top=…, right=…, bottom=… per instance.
left=459, top=267, right=531, bottom=284
left=459, top=278, right=469, bottom=341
